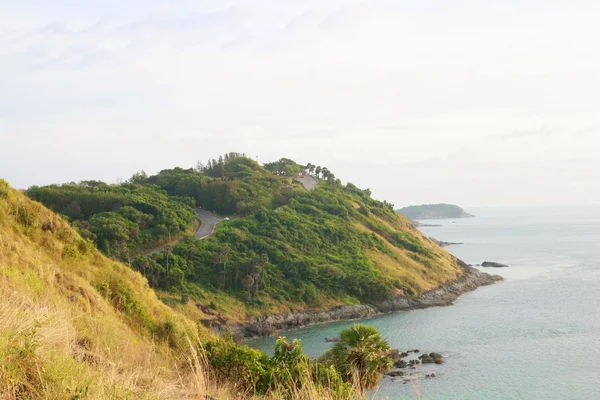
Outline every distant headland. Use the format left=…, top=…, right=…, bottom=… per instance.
left=397, top=203, right=475, bottom=220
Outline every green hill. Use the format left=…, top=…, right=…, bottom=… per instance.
left=0, top=178, right=418, bottom=398
left=397, top=203, right=475, bottom=220
left=24, top=153, right=466, bottom=327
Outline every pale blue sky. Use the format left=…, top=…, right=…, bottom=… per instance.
left=2, top=0, right=599, bottom=206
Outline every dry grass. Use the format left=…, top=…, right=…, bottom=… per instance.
left=0, top=182, right=215, bottom=399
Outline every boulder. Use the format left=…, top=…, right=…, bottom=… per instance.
left=409, top=359, right=420, bottom=365
left=400, top=352, right=409, bottom=358
left=420, top=354, right=434, bottom=364
left=430, top=352, right=444, bottom=364
left=394, top=359, right=407, bottom=368
left=481, top=261, right=509, bottom=268
left=387, top=369, right=404, bottom=377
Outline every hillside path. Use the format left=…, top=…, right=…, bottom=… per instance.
left=297, top=175, right=318, bottom=191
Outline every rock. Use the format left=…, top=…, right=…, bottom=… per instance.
left=430, top=373, right=436, bottom=378
left=231, top=264, right=502, bottom=339
left=409, top=359, right=420, bottom=365
left=400, top=352, right=409, bottom=358
left=388, top=349, right=400, bottom=361
left=394, top=359, right=407, bottom=368
left=387, top=369, right=404, bottom=377
left=408, top=349, right=420, bottom=353
left=481, top=261, right=509, bottom=268
left=430, top=352, right=444, bottom=364
left=430, top=238, right=464, bottom=247
left=420, top=354, right=434, bottom=364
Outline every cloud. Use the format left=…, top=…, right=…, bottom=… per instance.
left=1, top=0, right=599, bottom=205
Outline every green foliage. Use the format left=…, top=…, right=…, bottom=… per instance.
left=271, top=336, right=352, bottom=398
left=0, top=179, right=9, bottom=198
left=26, top=182, right=195, bottom=258
left=263, top=158, right=305, bottom=177
left=205, top=335, right=352, bottom=398
left=205, top=337, right=273, bottom=394
left=131, top=171, right=437, bottom=307
left=24, top=154, right=451, bottom=316
left=327, top=324, right=392, bottom=391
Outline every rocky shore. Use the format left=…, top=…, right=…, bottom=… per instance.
left=230, top=263, right=503, bottom=340
left=430, top=237, right=463, bottom=247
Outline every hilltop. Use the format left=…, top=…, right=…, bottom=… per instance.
left=24, top=154, right=497, bottom=337
left=397, top=203, right=475, bottom=220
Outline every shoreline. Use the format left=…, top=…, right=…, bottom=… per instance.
left=230, top=262, right=503, bottom=341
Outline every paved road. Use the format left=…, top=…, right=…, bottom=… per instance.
left=195, top=209, right=223, bottom=239
left=143, top=209, right=223, bottom=255
left=297, top=175, right=318, bottom=191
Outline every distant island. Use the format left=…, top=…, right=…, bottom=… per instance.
left=397, top=203, right=475, bottom=220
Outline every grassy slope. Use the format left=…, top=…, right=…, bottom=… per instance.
left=0, top=180, right=216, bottom=399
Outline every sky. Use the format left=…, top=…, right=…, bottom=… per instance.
left=1, top=0, right=599, bottom=207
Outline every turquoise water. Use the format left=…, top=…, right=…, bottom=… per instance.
left=247, top=206, right=600, bottom=399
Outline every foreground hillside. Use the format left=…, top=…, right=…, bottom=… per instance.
left=25, top=154, right=477, bottom=333
left=0, top=179, right=210, bottom=398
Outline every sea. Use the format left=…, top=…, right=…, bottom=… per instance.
left=247, top=205, right=600, bottom=399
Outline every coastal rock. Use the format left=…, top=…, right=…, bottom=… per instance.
left=229, top=263, right=503, bottom=340
left=419, top=352, right=444, bottom=364
left=409, top=359, right=420, bottom=365
left=430, top=237, right=464, bottom=247
left=430, top=352, right=444, bottom=364
left=419, top=354, right=434, bottom=363
left=394, top=359, right=407, bottom=368
left=387, top=369, right=404, bottom=377
left=481, top=261, right=509, bottom=268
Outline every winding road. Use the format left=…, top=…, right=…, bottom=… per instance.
left=195, top=209, right=223, bottom=239
left=143, top=209, right=222, bottom=255
left=143, top=177, right=317, bottom=255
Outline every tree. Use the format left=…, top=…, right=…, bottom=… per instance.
left=243, top=275, right=254, bottom=299
left=216, top=245, right=231, bottom=288
left=329, top=324, right=392, bottom=391
left=128, top=170, right=148, bottom=184
left=315, top=166, right=322, bottom=178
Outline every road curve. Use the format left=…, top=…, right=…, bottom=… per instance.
left=195, top=209, right=223, bottom=239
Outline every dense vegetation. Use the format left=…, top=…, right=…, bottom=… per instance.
left=397, top=203, right=475, bottom=220
left=25, top=153, right=463, bottom=324
left=26, top=181, right=196, bottom=258
left=1, top=179, right=396, bottom=399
